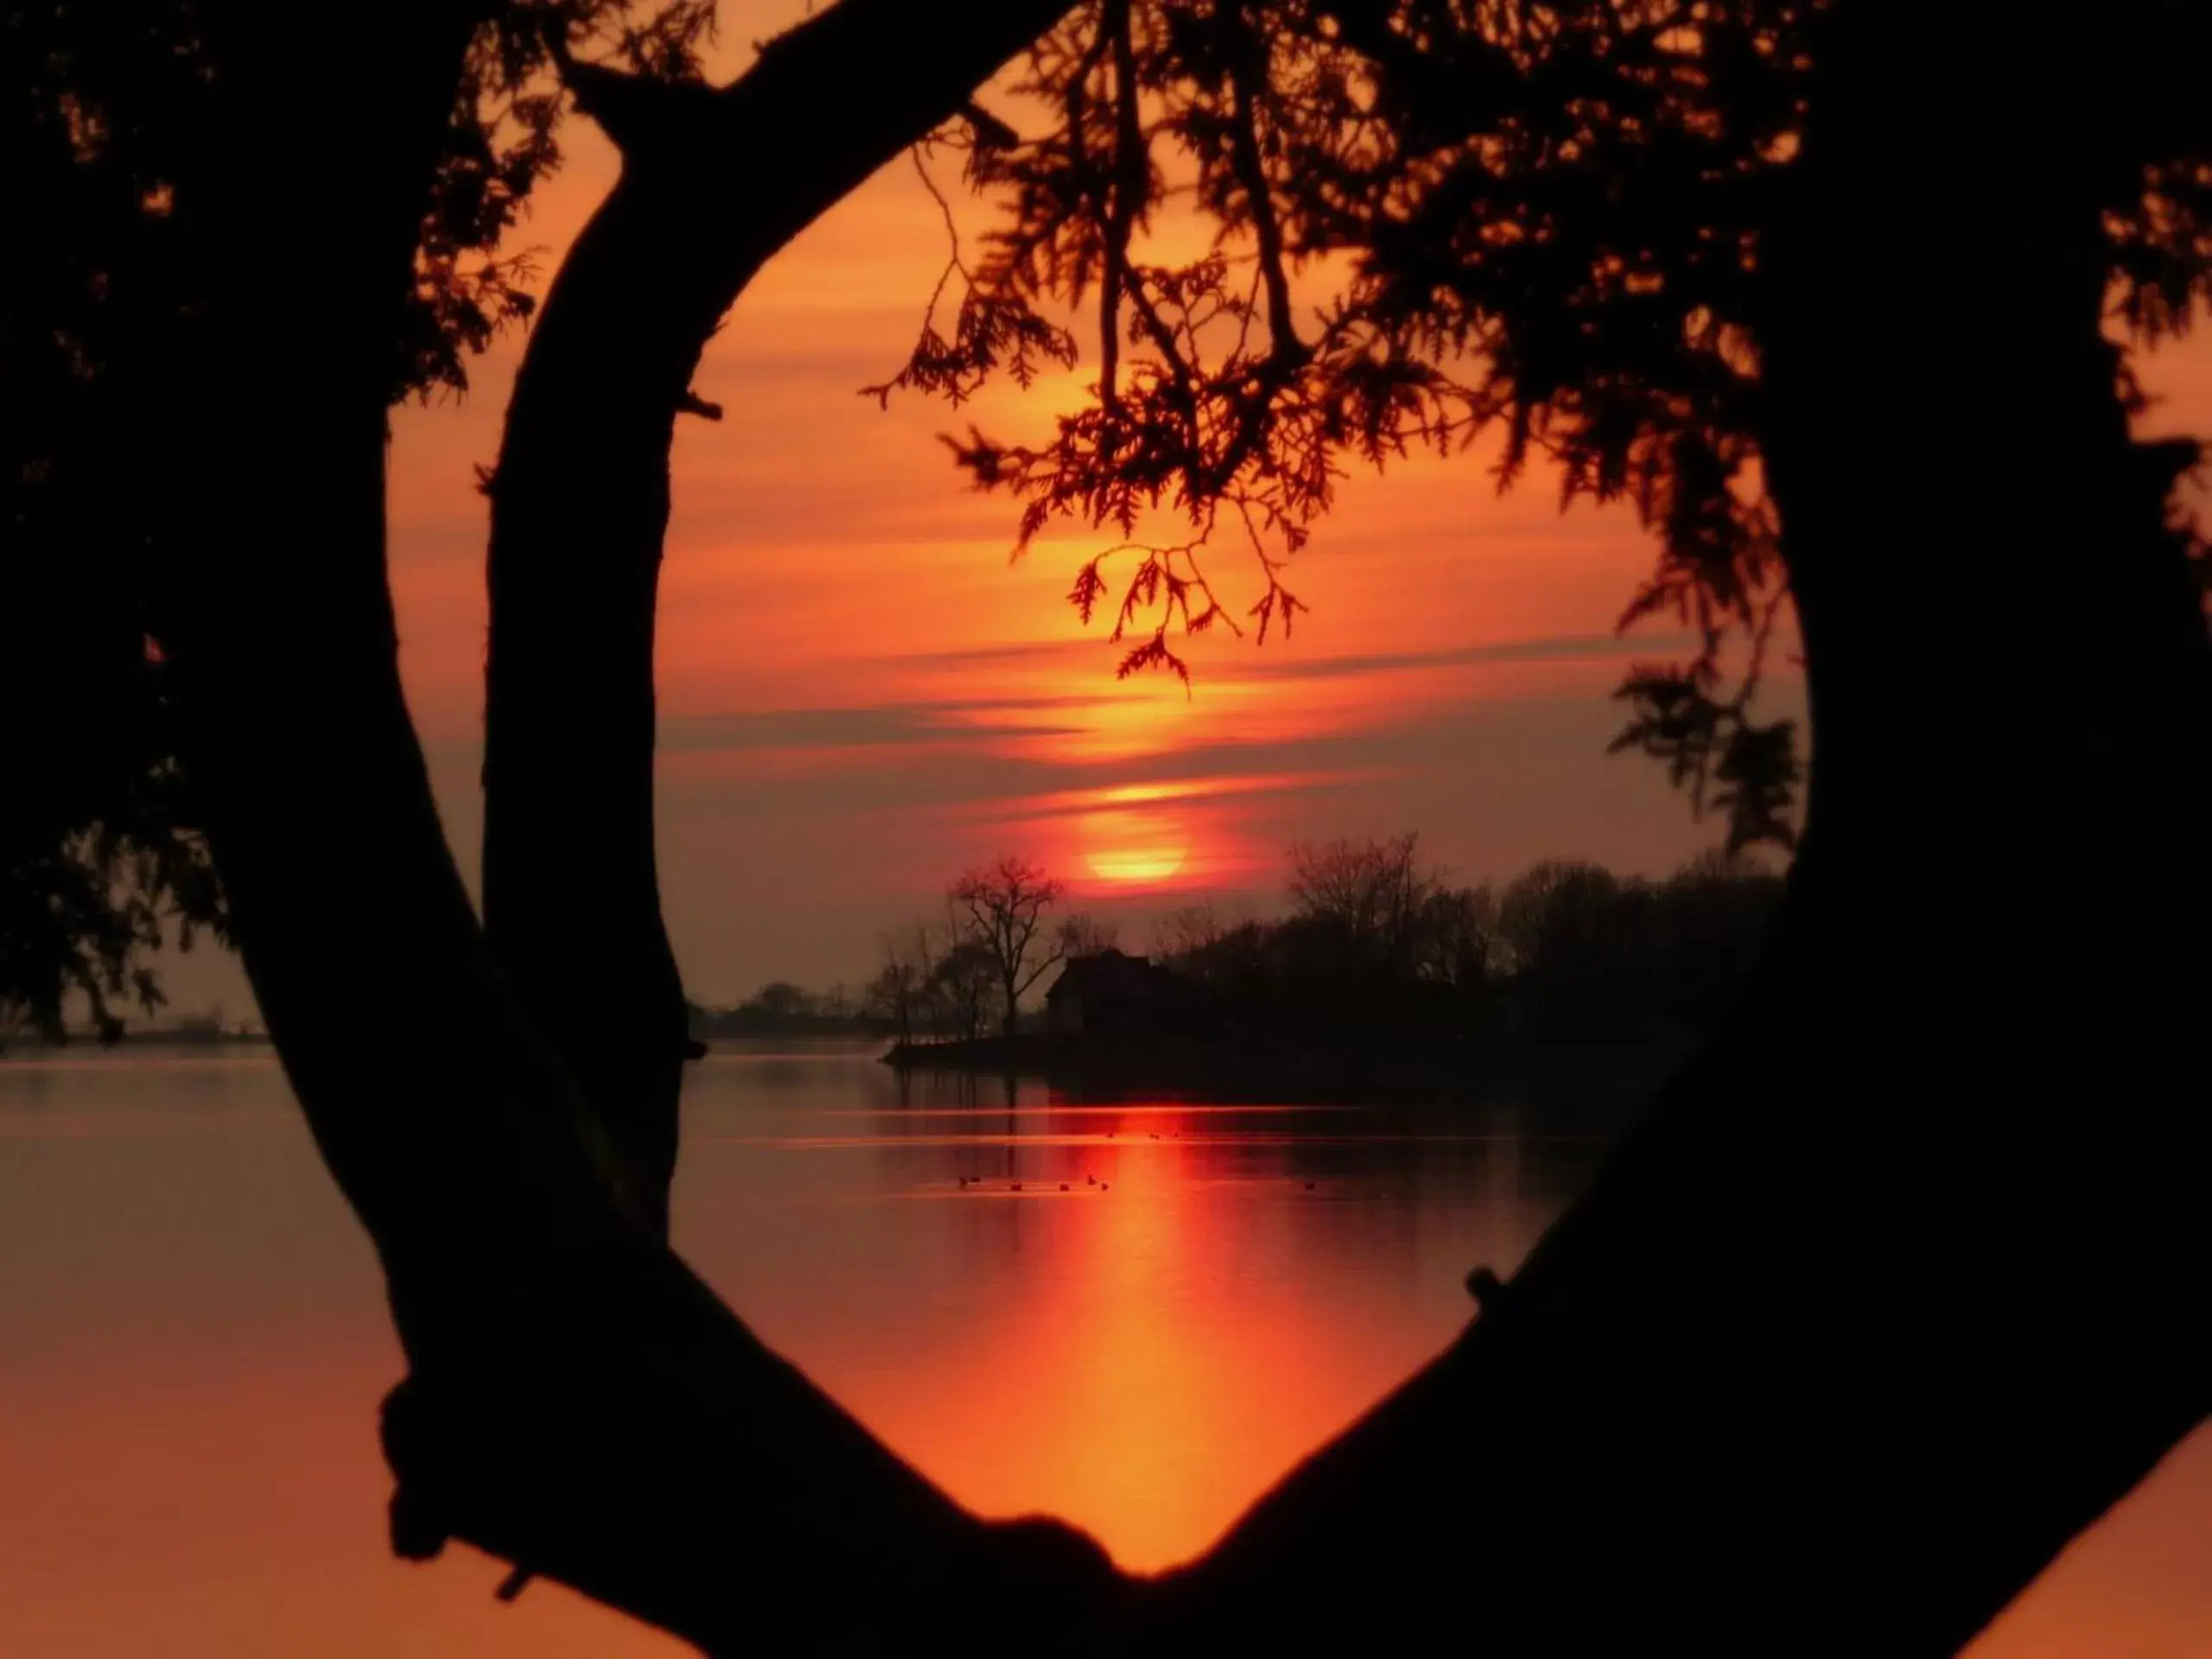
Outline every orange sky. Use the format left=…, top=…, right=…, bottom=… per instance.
left=162, top=0, right=2212, bottom=1012
left=361, top=3, right=1798, bottom=1004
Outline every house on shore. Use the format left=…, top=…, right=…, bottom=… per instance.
left=1045, top=949, right=1185, bottom=1037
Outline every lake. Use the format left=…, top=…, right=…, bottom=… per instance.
left=1, top=1043, right=2204, bottom=1656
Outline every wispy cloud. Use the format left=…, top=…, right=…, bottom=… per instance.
left=959, top=770, right=1382, bottom=827
left=1228, top=630, right=1705, bottom=682
left=886, top=627, right=1702, bottom=680
left=657, top=698, right=1091, bottom=753
left=379, top=101, right=1834, bottom=1002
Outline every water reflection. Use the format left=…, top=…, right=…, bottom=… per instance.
left=676, top=1046, right=1619, bottom=1569
left=0, top=1044, right=2204, bottom=1655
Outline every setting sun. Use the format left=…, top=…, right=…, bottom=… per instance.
left=1079, top=799, right=1195, bottom=886
left=1086, top=843, right=1192, bottom=885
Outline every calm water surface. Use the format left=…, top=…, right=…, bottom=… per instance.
left=1, top=1044, right=2204, bottom=1656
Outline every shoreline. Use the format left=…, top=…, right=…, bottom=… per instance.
left=881, top=1027, right=1697, bottom=1107
left=2, top=1030, right=273, bottom=1050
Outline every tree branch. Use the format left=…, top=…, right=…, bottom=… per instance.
left=482, top=0, right=1077, bottom=1225
left=1223, top=15, right=1300, bottom=365
left=1099, top=0, right=1143, bottom=410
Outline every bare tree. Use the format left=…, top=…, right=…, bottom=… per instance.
left=1413, top=884, right=1504, bottom=988
left=868, top=920, right=940, bottom=1045
left=1287, top=833, right=1435, bottom=964
left=1152, top=903, right=1226, bottom=962
left=950, top=855, right=1073, bottom=1039
left=1498, top=860, right=1624, bottom=979
left=928, top=937, right=1001, bottom=1044
left=1059, top=912, right=1118, bottom=958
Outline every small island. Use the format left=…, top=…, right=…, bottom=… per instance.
left=851, top=837, right=1772, bottom=1105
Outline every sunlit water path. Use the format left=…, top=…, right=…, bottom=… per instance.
left=1, top=1045, right=2203, bottom=1656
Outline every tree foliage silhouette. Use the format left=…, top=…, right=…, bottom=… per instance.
left=3, top=0, right=225, bottom=1038
left=0, top=0, right=712, bottom=1035
left=878, top=0, right=2212, bottom=854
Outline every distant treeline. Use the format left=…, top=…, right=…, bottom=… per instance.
left=1148, top=836, right=1783, bottom=1047
left=691, top=836, right=1783, bottom=1052
left=0, top=1009, right=267, bottom=1049
left=689, top=854, right=1109, bottom=1045
left=689, top=981, right=891, bottom=1041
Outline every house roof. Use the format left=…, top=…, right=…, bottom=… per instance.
left=1047, top=948, right=1174, bottom=1003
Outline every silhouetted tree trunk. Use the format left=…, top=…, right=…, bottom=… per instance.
left=480, top=0, right=1072, bottom=1230
left=1750, top=22, right=2209, bottom=1639
left=1152, top=16, right=2209, bottom=1654
left=137, top=3, right=1118, bottom=1648
left=1146, top=15, right=2210, bottom=1654
left=130, top=3, right=2206, bottom=1654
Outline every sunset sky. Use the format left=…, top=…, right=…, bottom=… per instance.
left=15, top=12, right=2212, bottom=1657
left=173, top=2, right=2212, bottom=1012
left=390, top=4, right=1777, bottom=1007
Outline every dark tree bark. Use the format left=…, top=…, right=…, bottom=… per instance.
left=125, top=1, right=2206, bottom=1654
left=1745, top=22, right=2210, bottom=1641
left=140, top=3, right=1121, bottom=1649
left=1138, top=11, right=2212, bottom=1654
left=481, top=0, right=1074, bottom=1232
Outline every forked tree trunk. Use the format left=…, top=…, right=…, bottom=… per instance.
left=137, top=2, right=2206, bottom=1654
left=480, top=0, right=1073, bottom=1230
